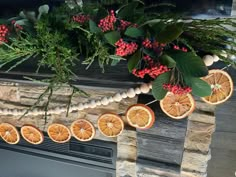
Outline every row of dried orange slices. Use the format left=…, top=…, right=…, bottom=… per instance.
left=159, top=69, right=234, bottom=119
left=0, top=123, right=43, bottom=145
left=0, top=104, right=156, bottom=144
left=1, top=70, right=232, bottom=144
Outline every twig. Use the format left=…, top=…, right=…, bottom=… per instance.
left=44, top=87, right=53, bottom=125
left=66, top=88, right=75, bottom=117
left=18, top=86, right=50, bottom=120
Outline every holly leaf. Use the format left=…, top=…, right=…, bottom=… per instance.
left=89, top=20, right=101, bottom=33
left=159, top=54, right=176, bottom=68
left=125, top=27, right=144, bottom=38
left=156, top=24, right=183, bottom=43
left=128, top=50, right=141, bottom=72
left=104, top=31, right=120, bottom=46
left=184, top=76, right=212, bottom=97
left=152, top=71, right=171, bottom=100
left=169, top=51, right=208, bottom=77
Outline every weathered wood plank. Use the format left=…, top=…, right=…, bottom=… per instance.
left=136, top=94, right=187, bottom=174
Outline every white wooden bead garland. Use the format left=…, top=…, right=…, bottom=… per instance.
left=202, top=54, right=222, bottom=67
left=0, top=83, right=152, bottom=116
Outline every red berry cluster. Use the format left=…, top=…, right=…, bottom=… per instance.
left=115, top=38, right=138, bottom=57
left=142, top=39, right=166, bottom=50
left=98, top=10, right=116, bottom=32
left=119, top=20, right=131, bottom=31
left=73, top=15, right=90, bottom=24
left=143, top=55, right=154, bottom=65
left=173, top=45, right=188, bottom=52
left=142, top=38, right=152, bottom=48
left=132, top=64, right=169, bottom=79
left=0, top=25, right=9, bottom=44
left=163, top=83, right=192, bottom=95
left=132, top=55, right=169, bottom=79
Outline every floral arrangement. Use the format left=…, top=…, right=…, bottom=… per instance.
left=0, top=1, right=235, bottom=118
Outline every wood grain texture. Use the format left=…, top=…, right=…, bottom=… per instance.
left=136, top=94, right=187, bottom=175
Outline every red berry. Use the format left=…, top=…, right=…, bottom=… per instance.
left=98, top=10, right=116, bottom=32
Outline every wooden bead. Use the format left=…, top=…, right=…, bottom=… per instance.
left=108, top=97, right=114, bottom=103
left=148, top=82, right=152, bottom=89
left=203, top=55, right=214, bottom=66
left=101, top=97, right=109, bottom=105
left=84, top=103, right=89, bottom=109
left=134, top=87, right=141, bottom=94
left=2, top=109, right=9, bottom=114
left=121, top=92, right=127, bottom=98
left=78, top=103, right=84, bottom=110
left=90, top=100, right=97, bottom=108
left=212, top=54, right=220, bottom=62
left=95, top=100, right=102, bottom=106
left=47, top=109, right=55, bottom=114
left=140, top=83, right=150, bottom=93
left=127, top=88, right=136, bottom=98
left=70, top=105, right=78, bottom=111
left=113, top=93, right=122, bottom=102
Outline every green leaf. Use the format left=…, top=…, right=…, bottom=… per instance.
left=109, top=55, right=126, bottom=61
left=118, top=2, right=139, bottom=18
left=125, top=27, right=144, bottom=38
left=104, top=31, right=121, bottom=46
left=152, top=71, right=171, bottom=100
left=150, top=22, right=166, bottom=35
left=169, top=51, right=208, bottom=77
left=109, top=55, right=126, bottom=66
left=143, top=48, right=156, bottom=58
left=139, top=19, right=162, bottom=27
left=159, top=54, right=176, bottom=68
left=111, top=60, right=120, bottom=66
left=184, top=76, right=212, bottom=97
left=38, top=4, right=49, bottom=14
left=156, top=24, right=183, bottom=43
left=128, top=50, right=141, bottom=72
left=89, top=20, right=101, bottom=33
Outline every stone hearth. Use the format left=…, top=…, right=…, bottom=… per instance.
left=0, top=81, right=216, bottom=177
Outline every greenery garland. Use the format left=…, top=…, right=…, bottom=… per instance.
left=0, top=1, right=235, bottom=118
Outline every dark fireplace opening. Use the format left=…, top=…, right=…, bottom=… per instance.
left=0, top=133, right=117, bottom=177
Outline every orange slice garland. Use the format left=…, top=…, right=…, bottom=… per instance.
left=97, top=113, right=124, bottom=137
left=0, top=123, right=20, bottom=144
left=21, top=125, right=44, bottom=145
left=126, top=104, right=155, bottom=129
left=47, top=123, right=71, bottom=143
left=202, top=69, right=234, bottom=105
left=160, top=92, right=195, bottom=119
left=70, top=119, right=95, bottom=141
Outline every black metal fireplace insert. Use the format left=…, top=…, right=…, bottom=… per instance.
left=0, top=133, right=117, bottom=177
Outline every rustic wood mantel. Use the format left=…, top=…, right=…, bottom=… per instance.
left=0, top=60, right=218, bottom=177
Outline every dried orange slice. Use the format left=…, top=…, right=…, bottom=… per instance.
left=160, top=92, right=195, bottom=119
left=97, top=113, right=124, bottom=137
left=21, top=125, right=44, bottom=145
left=47, top=123, right=71, bottom=143
left=70, top=119, right=95, bottom=141
left=202, top=69, right=234, bottom=105
left=126, top=104, right=155, bottom=129
left=0, top=123, right=20, bottom=144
